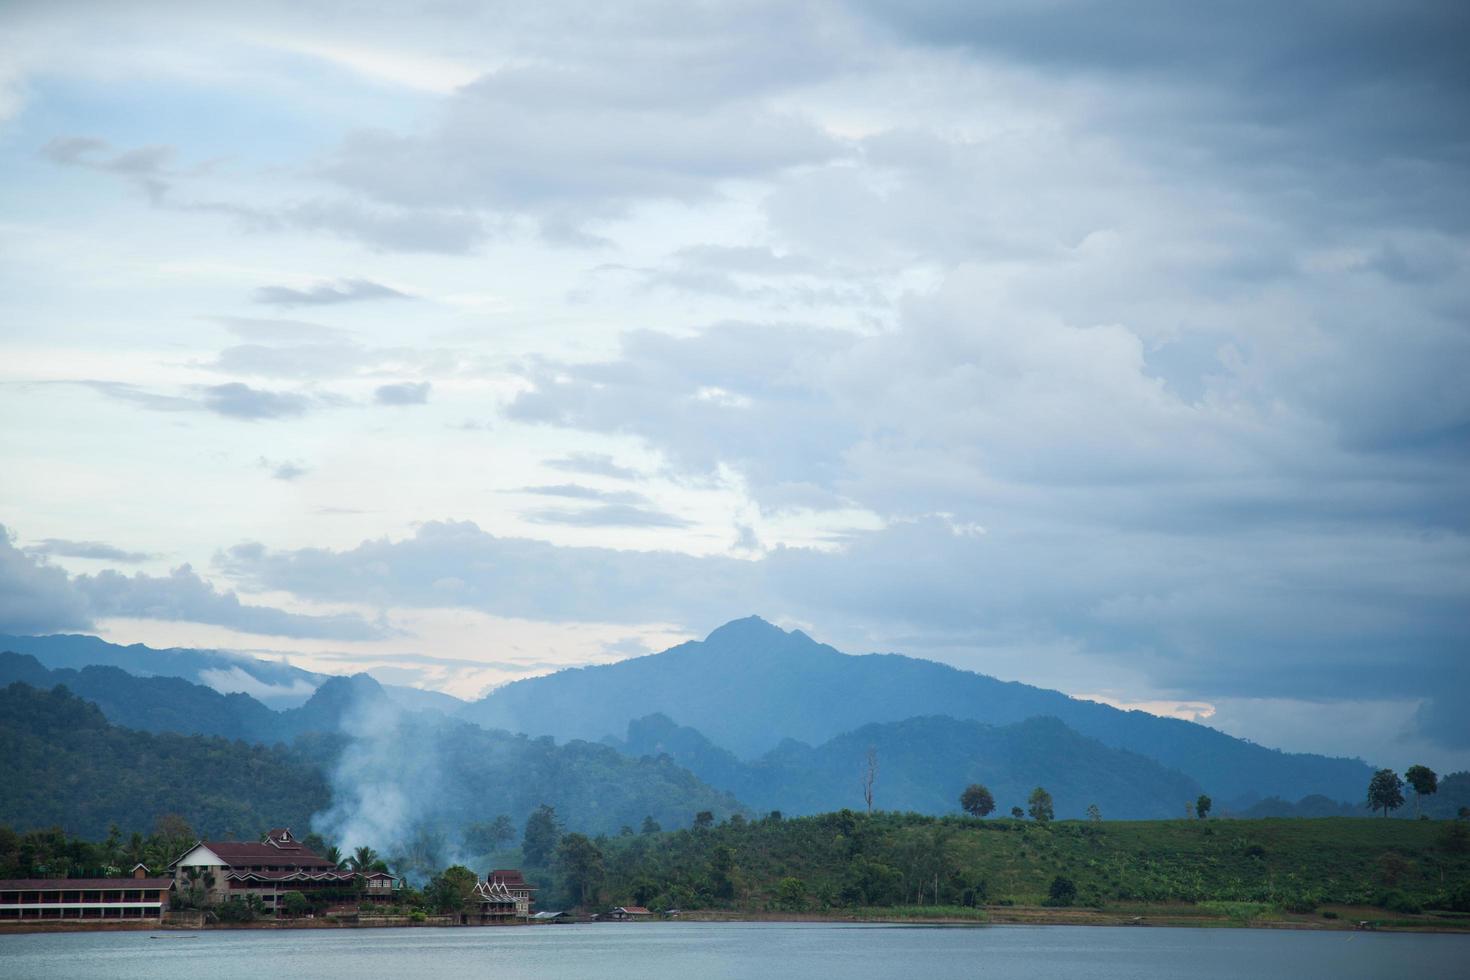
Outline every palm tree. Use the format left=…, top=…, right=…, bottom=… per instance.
left=324, top=846, right=346, bottom=870
left=348, top=846, right=379, bottom=873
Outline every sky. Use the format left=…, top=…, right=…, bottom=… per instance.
left=0, top=0, right=1466, bottom=772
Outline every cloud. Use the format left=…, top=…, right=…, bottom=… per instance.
left=259, top=457, right=309, bottom=481
left=81, top=380, right=322, bottom=421
left=216, top=519, right=747, bottom=627
left=507, top=321, right=860, bottom=499
left=543, top=453, right=640, bottom=480
left=200, top=382, right=313, bottom=419
left=0, top=526, right=95, bottom=635
left=197, top=666, right=319, bottom=701
left=23, top=539, right=153, bottom=563
left=514, top=484, right=649, bottom=505
left=315, top=6, right=853, bottom=239
left=374, top=381, right=430, bottom=405
left=253, top=278, right=411, bottom=307
left=73, top=564, right=387, bottom=641
left=524, top=503, right=691, bottom=529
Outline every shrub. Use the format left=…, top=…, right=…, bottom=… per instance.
left=1321, top=910, right=1339, bottom=920
left=1279, top=894, right=1317, bottom=914
left=1436, top=883, right=1470, bottom=913
left=1044, top=876, right=1077, bottom=907
left=1373, top=890, right=1422, bottom=915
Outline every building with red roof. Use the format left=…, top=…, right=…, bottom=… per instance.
left=169, top=828, right=398, bottom=914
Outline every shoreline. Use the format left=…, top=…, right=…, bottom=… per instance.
left=4, top=905, right=1468, bottom=937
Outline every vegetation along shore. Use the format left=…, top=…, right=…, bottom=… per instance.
left=4, top=806, right=1467, bottom=935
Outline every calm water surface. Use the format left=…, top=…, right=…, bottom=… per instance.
left=1, top=922, right=1467, bottom=979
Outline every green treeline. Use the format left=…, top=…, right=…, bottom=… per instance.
left=580, top=810, right=1470, bottom=915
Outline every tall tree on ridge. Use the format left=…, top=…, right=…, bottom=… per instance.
left=1404, top=765, right=1438, bottom=818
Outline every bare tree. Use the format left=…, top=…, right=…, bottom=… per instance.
left=862, top=746, right=878, bottom=813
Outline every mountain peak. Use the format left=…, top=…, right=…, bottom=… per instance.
left=704, top=615, right=786, bottom=644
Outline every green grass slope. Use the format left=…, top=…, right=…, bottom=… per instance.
left=599, top=810, right=1470, bottom=915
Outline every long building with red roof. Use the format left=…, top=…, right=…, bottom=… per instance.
left=0, top=865, right=173, bottom=922
left=169, top=827, right=398, bottom=913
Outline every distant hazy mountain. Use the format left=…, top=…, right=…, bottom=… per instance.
left=607, top=712, right=1203, bottom=820
left=465, top=616, right=1373, bottom=805
left=0, top=651, right=405, bottom=744
left=0, top=633, right=464, bottom=714
left=0, top=668, right=745, bottom=843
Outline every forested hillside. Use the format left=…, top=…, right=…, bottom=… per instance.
left=609, top=713, right=1204, bottom=820
left=0, top=678, right=745, bottom=850
left=0, top=682, right=329, bottom=839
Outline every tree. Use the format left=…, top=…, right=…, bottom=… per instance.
left=425, top=865, right=478, bottom=913
left=862, top=746, right=878, bottom=813
left=1195, top=794, right=1212, bottom=820
left=960, top=784, right=996, bottom=818
left=323, top=846, right=346, bottom=870
left=1367, top=769, right=1406, bottom=818
left=280, top=890, right=308, bottom=918
left=522, top=804, right=562, bottom=866
left=776, top=876, right=808, bottom=911
left=1010, top=807, right=1024, bottom=820
left=694, top=811, right=714, bottom=830
left=1086, top=804, right=1102, bottom=823
left=1027, top=787, right=1054, bottom=824
left=556, top=833, right=605, bottom=908
left=1405, top=765, right=1438, bottom=818
left=348, top=846, right=381, bottom=873
left=640, top=815, right=661, bottom=835
left=1045, top=876, right=1077, bottom=907
left=153, top=813, right=194, bottom=861
left=464, top=815, right=517, bottom=854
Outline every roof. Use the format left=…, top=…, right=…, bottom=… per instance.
left=614, top=906, right=652, bottom=914
left=473, top=880, right=517, bottom=904
left=226, top=870, right=355, bottom=883
left=488, top=869, right=536, bottom=890
left=186, top=841, right=335, bottom=868
left=0, top=878, right=173, bottom=890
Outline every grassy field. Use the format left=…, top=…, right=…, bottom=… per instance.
left=599, top=810, right=1470, bottom=926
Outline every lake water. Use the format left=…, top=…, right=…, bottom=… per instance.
left=1, top=922, right=1467, bottom=979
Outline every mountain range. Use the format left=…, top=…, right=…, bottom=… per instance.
left=1, top=616, right=1397, bottom=838
left=0, top=632, right=461, bottom=714
left=463, top=616, right=1374, bottom=805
